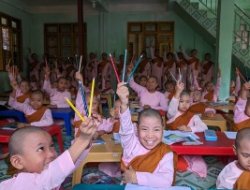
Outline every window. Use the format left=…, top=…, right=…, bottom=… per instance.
left=127, top=22, right=174, bottom=57
left=0, top=13, right=22, bottom=71
left=44, top=23, right=86, bottom=60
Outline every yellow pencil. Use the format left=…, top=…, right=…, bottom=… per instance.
left=88, top=78, right=95, bottom=117
left=65, top=98, right=85, bottom=122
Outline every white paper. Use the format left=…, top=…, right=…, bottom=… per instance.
left=0, top=101, right=7, bottom=105
left=125, top=184, right=191, bottom=190
left=224, top=131, right=237, bottom=139
left=163, top=130, right=200, bottom=145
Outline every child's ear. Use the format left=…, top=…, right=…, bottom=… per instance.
left=10, top=155, right=25, bottom=170
left=233, top=145, right=237, bottom=155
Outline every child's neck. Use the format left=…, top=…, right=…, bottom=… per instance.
left=57, top=88, right=66, bottom=92
left=236, top=161, right=247, bottom=171
left=148, top=89, right=156, bottom=93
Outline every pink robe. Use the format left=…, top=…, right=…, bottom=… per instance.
left=0, top=150, right=89, bottom=190
left=10, top=100, right=53, bottom=127
left=129, top=78, right=168, bottom=111
left=216, top=161, right=243, bottom=189
left=43, top=79, right=71, bottom=108
left=234, top=98, right=249, bottom=124
left=202, top=77, right=221, bottom=102
left=119, top=108, right=174, bottom=188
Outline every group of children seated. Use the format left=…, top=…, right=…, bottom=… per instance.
left=0, top=49, right=249, bottom=189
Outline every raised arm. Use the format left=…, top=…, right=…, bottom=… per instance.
left=235, top=68, right=241, bottom=96
left=42, top=65, right=54, bottom=95
left=234, top=82, right=250, bottom=123
left=167, top=81, right=184, bottom=118
left=129, top=77, right=146, bottom=95
left=117, top=82, right=140, bottom=157
left=213, top=69, right=221, bottom=102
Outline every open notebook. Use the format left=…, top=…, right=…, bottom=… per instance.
left=163, top=130, right=202, bottom=145
left=1, top=123, right=18, bottom=130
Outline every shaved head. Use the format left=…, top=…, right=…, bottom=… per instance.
left=235, top=128, right=250, bottom=149
left=9, top=127, right=48, bottom=156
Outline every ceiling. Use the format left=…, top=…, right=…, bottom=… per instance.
left=18, top=0, right=168, bottom=13
left=19, top=0, right=166, bottom=7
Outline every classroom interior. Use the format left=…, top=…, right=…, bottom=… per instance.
left=0, top=0, right=250, bottom=189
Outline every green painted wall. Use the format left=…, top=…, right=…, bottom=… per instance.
left=0, top=1, right=219, bottom=92
left=31, top=11, right=215, bottom=60
left=0, top=0, right=32, bottom=92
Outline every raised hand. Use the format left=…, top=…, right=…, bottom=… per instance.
left=122, top=166, right=137, bottom=184
left=75, top=71, right=83, bottom=82
left=175, top=81, right=185, bottom=99
left=78, top=117, right=99, bottom=142
left=116, top=82, right=129, bottom=112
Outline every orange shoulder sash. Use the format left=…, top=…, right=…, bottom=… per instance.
left=16, top=92, right=31, bottom=103
left=188, top=102, right=207, bottom=114
left=166, top=111, right=195, bottom=130
left=234, top=170, right=250, bottom=190
left=26, top=106, right=47, bottom=124
left=204, top=91, right=214, bottom=102
left=234, top=118, right=250, bottom=131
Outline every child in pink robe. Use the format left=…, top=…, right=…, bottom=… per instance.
left=216, top=127, right=250, bottom=189
left=43, top=65, right=71, bottom=108
left=0, top=118, right=97, bottom=190
left=201, top=53, right=214, bottom=84
left=167, top=81, right=208, bottom=177
left=73, top=71, right=116, bottom=136
left=202, top=70, right=221, bottom=102
left=233, top=81, right=250, bottom=131
left=129, top=76, right=168, bottom=111
left=116, top=82, right=175, bottom=188
left=9, top=90, right=53, bottom=127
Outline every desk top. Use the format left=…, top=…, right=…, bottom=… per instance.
left=89, top=135, right=122, bottom=154
left=201, top=113, right=225, bottom=122
left=89, top=133, right=234, bottom=157
left=170, top=132, right=234, bottom=156
left=207, top=102, right=234, bottom=112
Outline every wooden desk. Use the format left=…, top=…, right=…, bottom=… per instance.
left=72, top=132, right=234, bottom=186
left=72, top=135, right=122, bottom=186
left=202, top=114, right=227, bottom=131
left=212, top=104, right=234, bottom=112
left=171, top=132, right=234, bottom=156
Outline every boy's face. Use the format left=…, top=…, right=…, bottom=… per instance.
left=179, top=94, right=191, bottom=112
left=193, top=90, right=202, bottom=102
left=146, top=77, right=158, bottom=92
left=20, top=81, right=30, bottom=94
left=17, top=131, right=57, bottom=173
left=57, top=78, right=67, bottom=91
left=114, top=100, right=121, bottom=118
left=206, top=82, right=214, bottom=92
left=138, top=116, right=163, bottom=150
left=236, top=139, right=250, bottom=171
left=87, top=96, right=99, bottom=113
left=30, top=93, right=43, bottom=110
left=139, top=77, right=147, bottom=87
left=166, top=83, right=174, bottom=93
